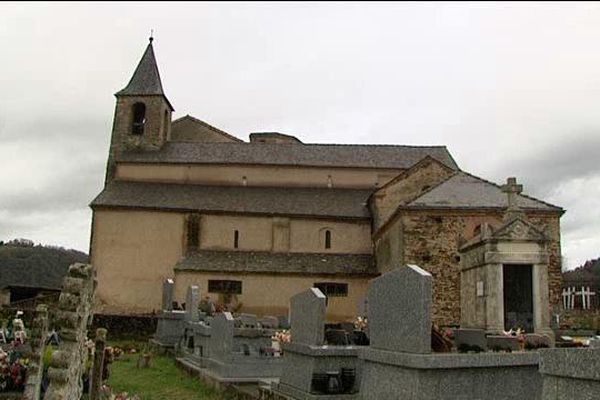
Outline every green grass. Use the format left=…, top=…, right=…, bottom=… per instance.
left=106, top=352, right=237, bottom=400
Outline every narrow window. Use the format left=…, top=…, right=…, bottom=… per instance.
left=325, top=230, right=331, bottom=249
left=208, top=280, right=242, bottom=295
left=186, top=214, right=200, bottom=254
left=234, top=230, right=239, bottom=249
left=131, top=102, right=146, bottom=135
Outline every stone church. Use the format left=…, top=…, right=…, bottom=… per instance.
left=90, top=39, right=564, bottom=330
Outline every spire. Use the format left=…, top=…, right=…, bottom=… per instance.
left=116, top=38, right=173, bottom=110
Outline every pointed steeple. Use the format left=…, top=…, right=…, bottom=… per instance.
left=116, top=37, right=173, bottom=110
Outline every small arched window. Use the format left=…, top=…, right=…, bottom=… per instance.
left=234, top=230, right=239, bottom=249
left=132, top=102, right=146, bottom=135
left=325, top=230, right=331, bottom=249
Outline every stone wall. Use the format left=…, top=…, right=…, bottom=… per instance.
left=376, top=210, right=562, bottom=326
left=370, top=158, right=454, bottom=231
left=44, top=263, right=96, bottom=400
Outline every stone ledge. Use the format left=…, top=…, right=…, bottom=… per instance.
left=539, top=348, right=600, bottom=381
left=360, top=347, right=540, bottom=369
left=273, top=382, right=360, bottom=400
left=282, top=342, right=362, bottom=357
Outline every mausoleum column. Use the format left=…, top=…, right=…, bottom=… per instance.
left=485, top=263, right=504, bottom=334
left=533, top=263, right=554, bottom=341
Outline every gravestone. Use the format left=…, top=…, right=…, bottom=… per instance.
left=240, top=313, right=258, bottom=328
left=368, top=264, right=432, bottom=354
left=454, top=328, right=487, bottom=352
left=260, top=316, right=279, bottom=329
left=277, top=315, right=290, bottom=329
left=487, top=336, right=520, bottom=352
left=162, top=279, right=174, bottom=311
left=185, top=285, right=200, bottom=322
left=210, top=312, right=235, bottom=361
left=290, top=288, right=327, bottom=345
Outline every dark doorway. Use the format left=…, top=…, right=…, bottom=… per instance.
left=503, top=264, right=533, bottom=332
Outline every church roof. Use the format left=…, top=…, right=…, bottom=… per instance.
left=405, top=172, right=562, bottom=211
left=117, top=141, right=459, bottom=170
left=90, top=181, right=372, bottom=219
left=175, top=250, right=376, bottom=276
left=115, top=40, right=174, bottom=110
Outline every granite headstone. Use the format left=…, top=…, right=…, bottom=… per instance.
left=210, top=312, right=235, bottom=361
left=162, top=278, right=174, bottom=311
left=290, top=288, right=327, bottom=345
left=185, top=285, right=200, bottom=322
left=368, top=264, right=432, bottom=354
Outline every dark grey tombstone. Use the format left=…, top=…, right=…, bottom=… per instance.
left=487, top=336, right=520, bottom=352
left=454, top=328, right=488, bottom=352
left=260, top=316, right=279, bottom=329
left=185, top=285, right=200, bottom=322
left=290, top=288, right=327, bottom=346
left=210, top=312, right=235, bottom=361
left=368, top=264, right=432, bottom=354
left=162, top=278, right=174, bottom=311
left=240, top=313, right=258, bottom=328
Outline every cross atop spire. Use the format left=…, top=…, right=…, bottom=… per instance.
left=501, top=177, right=524, bottom=221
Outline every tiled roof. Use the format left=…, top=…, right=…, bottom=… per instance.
left=115, top=40, right=174, bottom=110
left=117, top=141, right=459, bottom=170
left=175, top=250, right=376, bottom=276
left=406, top=172, right=562, bottom=211
left=90, top=181, right=372, bottom=219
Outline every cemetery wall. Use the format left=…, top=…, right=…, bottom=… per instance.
left=376, top=210, right=562, bottom=326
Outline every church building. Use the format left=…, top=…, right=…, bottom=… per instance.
left=90, top=39, right=564, bottom=329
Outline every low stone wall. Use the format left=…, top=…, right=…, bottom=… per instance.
left=539, top=348, right=600, bottom=399
left=360, top=349, right=541, bottom=400
left=91, top=313, right=157, bottom=339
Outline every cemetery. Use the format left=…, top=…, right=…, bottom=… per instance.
left=0, top=254, right=596, bottom=399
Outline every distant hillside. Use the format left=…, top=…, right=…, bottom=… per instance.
left=563, top=258, right=600, bottom=285
left=0, top=239, right=89, bottom=291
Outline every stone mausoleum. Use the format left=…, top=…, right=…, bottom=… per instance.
left=90, top=38, right=564, bottom=329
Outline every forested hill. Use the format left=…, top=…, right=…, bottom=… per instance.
left=0, top=239, right=89, bottom=290
left=563, top=258, right=600, bottom=285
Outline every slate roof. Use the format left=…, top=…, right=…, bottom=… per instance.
left=406, top=172, right=562, bottom=211
left=175, top=250, right=376, bottom=276
left=117, top=141, right=459, bottom=170
left=115, top=40, right=174, bottom=110
left=90, top=181, right=372, bottom=219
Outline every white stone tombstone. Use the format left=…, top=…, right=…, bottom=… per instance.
left=290, top=288, right=327, bottom=346
left=368, top=265, right=432, bottom=354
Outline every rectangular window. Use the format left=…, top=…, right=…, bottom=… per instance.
left=234, top=230, right=239, bottom=249
left=208, top=280, right=242, bottom=295
left=314, top=282, right=348, bottom=297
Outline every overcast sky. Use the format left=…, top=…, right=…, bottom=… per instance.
left=1, top=2, right=599, bottom=270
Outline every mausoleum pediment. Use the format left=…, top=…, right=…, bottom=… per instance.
left=491, top=218, right=547, bottom=243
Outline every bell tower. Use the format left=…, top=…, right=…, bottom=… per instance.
left=105, top=36, right=174, bottom=183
